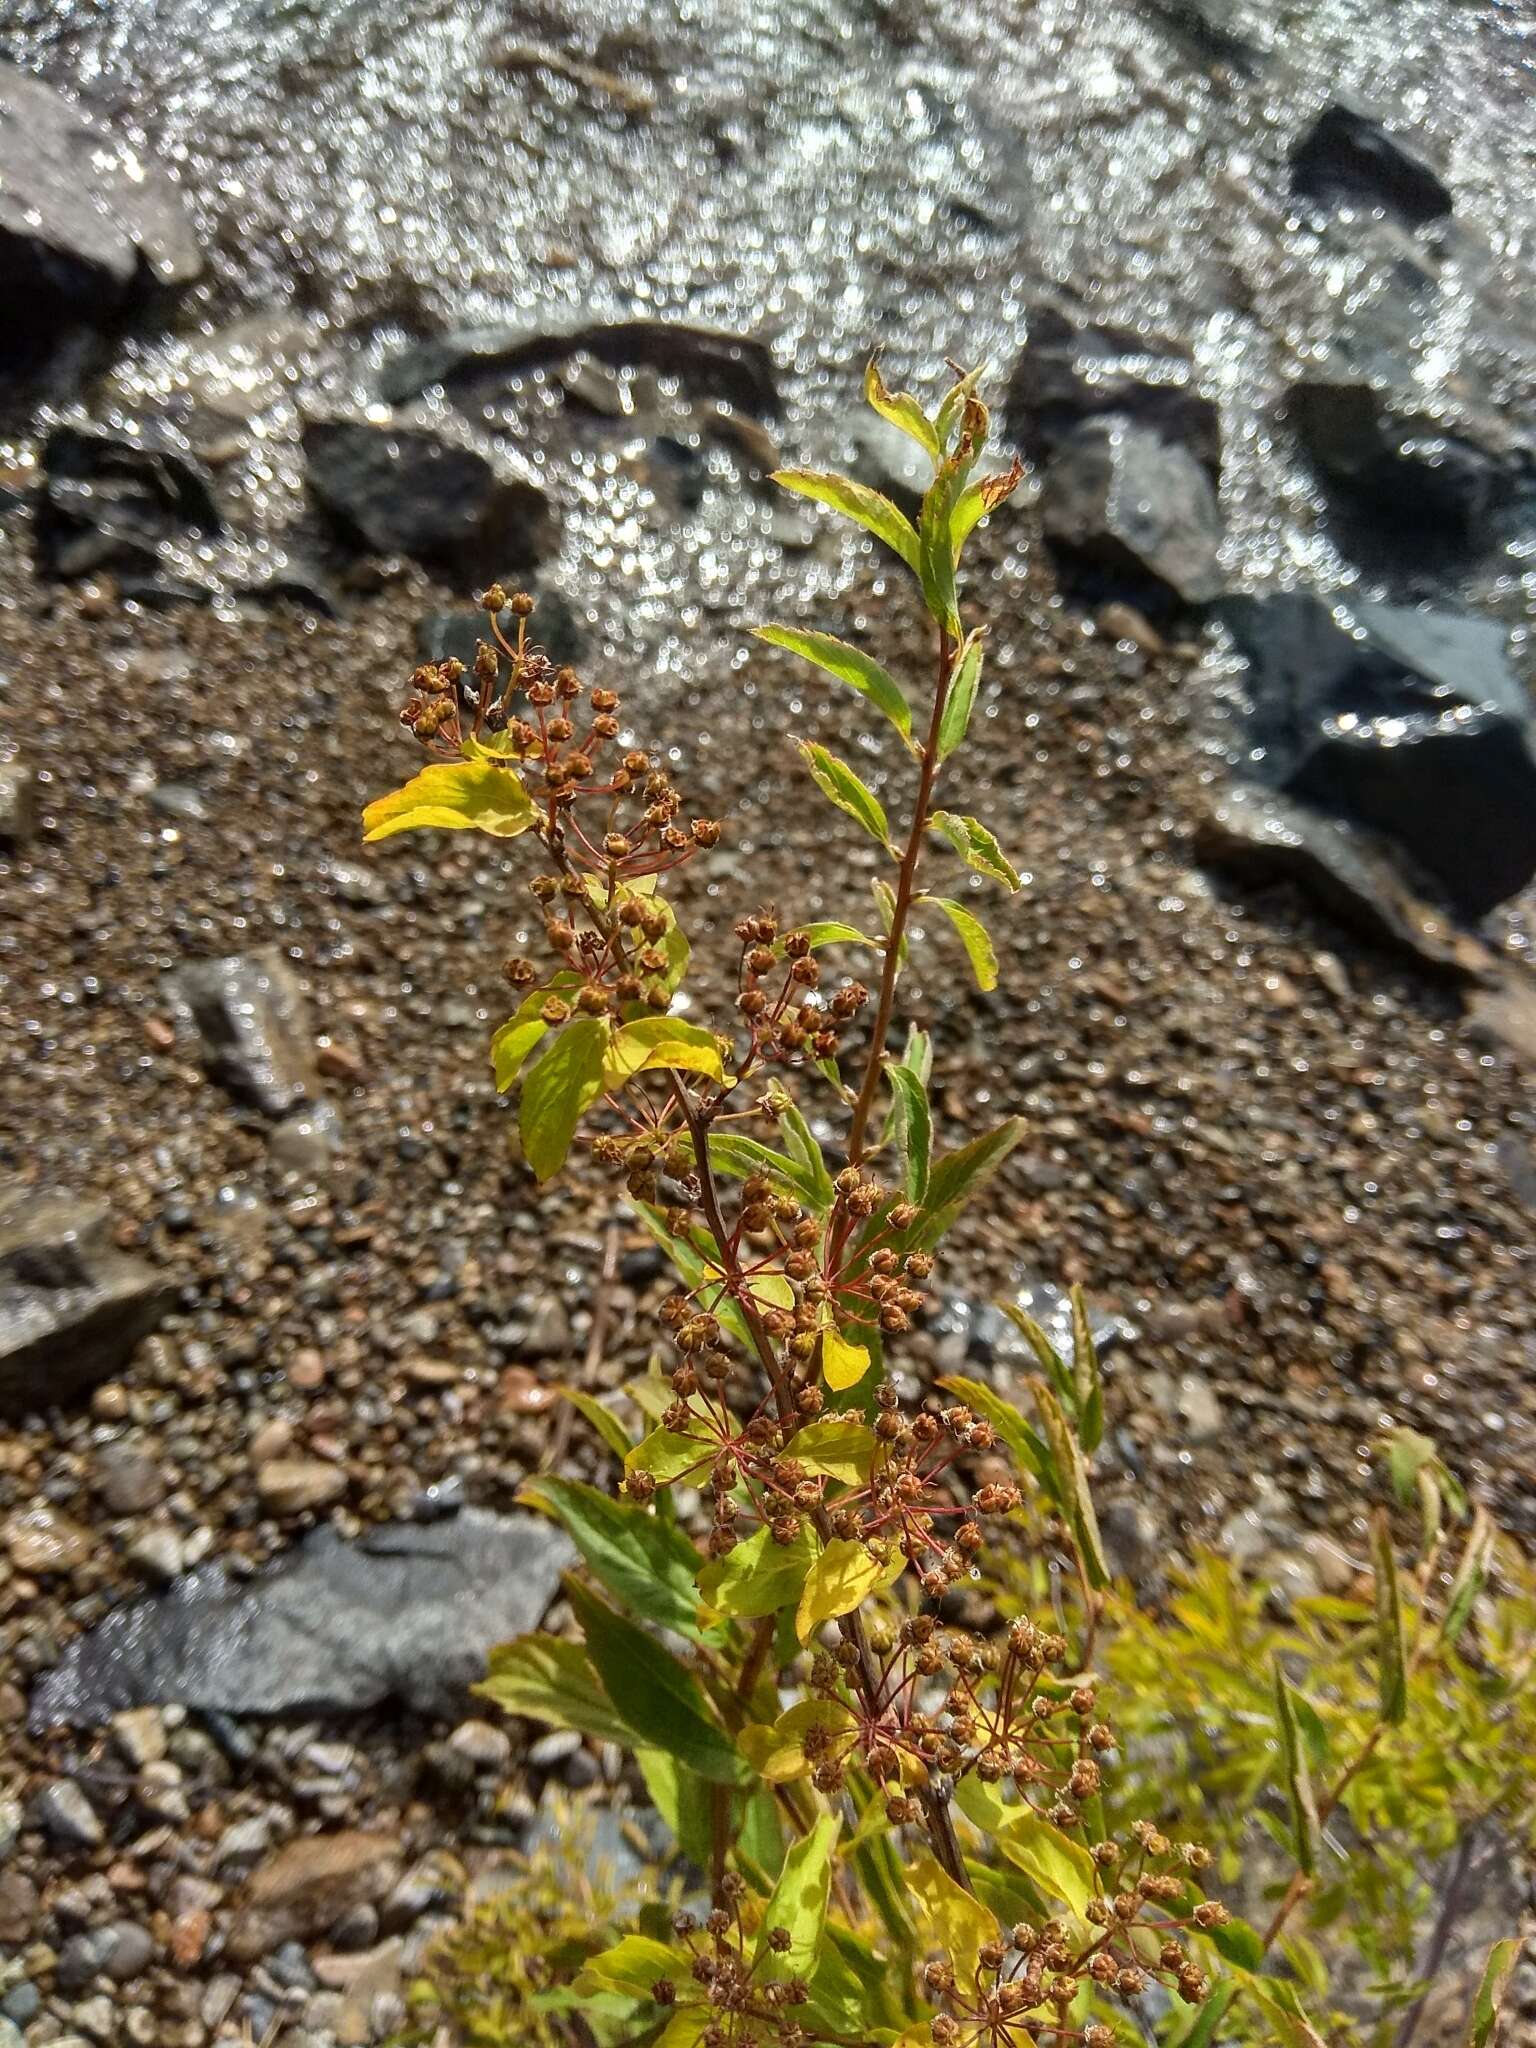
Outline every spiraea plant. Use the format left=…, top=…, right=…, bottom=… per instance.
left=367, top=366, right=1525, bottom=2048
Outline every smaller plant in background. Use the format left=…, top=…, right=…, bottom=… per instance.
left=363, top=362, right=1530, bottom=2048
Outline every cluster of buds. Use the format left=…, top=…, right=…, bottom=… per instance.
left=733, top=914, right=871, bottom=1069
left=922, top=1823, right=1218, bottom=2047
left=652, top=1889, right=814, bottom=2048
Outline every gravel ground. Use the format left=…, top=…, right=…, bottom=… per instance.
left=1, top=504, right=1534, bottom=2039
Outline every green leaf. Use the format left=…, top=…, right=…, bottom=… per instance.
left=1466, top=1938, right=1519, bottom=2047
left=795, top=740, right=891, bottom=849
left=603, top=1015, right=725, bottom=1087
left=772, top=1090, right=837, bottom=1212
left=567, top=1578, right=746, bottom=1784
left=869, top=876, right=910, bottom=968
left=1069, top=1285, right=1104, bottom=1454
left=883, top=1060, right=932, bottom=1201
left=578, top=1934, right=682, bottom=2001
left=523, top=1476, right=704, bottom=1639
left=1171, top=1980, right=1239, bottom=2048
left=1034, top=1379, right=1109, bottom=1588
left=1371, top=1508, right=1408, bottom=1725
left=935, top=1373, right=1052, bottom=1489
left=1441, top=1504, right=1495, bottom=1648
left=697, top=1522, right=820, bottom=1622
left=949, top=459, right=1025, bottom=561
left=953, top=1780, right=1096, bottom=1916
left=791, top=1418, right=878, bottom=1485
left=635, top=1748, right=716, bottom=1869
left=1385, top=1426, right=1440, bottom=1509
left=936, top=631, right=985, bottom=762
left=934, top=365, right=984, bottom=453
left=796, top=1538, right=901, bottom=1640
left=362, top=758, right=537, bottom=842
left=864, top=357, right=941, bottom=462
left=520, top=1018, right=611, bottom=1181
left=822, top=1323, right=873, bottom=1393
left=1273, top=1662, right=1321, bottom=1877
left=754, top=625, right=913, bottom=744
left=800, top=920, right=879, bottom=950
left=908, top=1855, right=999, bottom=1982
left=625, top=1424, right=716, bottom=1484
left=558, top=1386, right=634, bottom=1459
left=923, top=894, right=998, bottom=992
left=893, top=1118, right=1026, bottom=1255
left=1203, top=1914, right=1266, bottom=1971
left=756, top=1813, right=840, bottom=1977
left=634, top=1204, right=755, bottom=1352
left=928, top=810, right=1021, bottom=890
left=490, top=1017, right=549, bottom=1089
left=917, top=457, right=967, bottom=636
left=703, top=1133, right=826, bottom=1210
left=474, top=1634, right=633, bottom=1745
left=770, top=467, right=920, bottom=573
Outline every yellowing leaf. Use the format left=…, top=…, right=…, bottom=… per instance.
left=520, top=1018, right=611, bottom=1181
left=625, top=1425, right=714, bottom=1484
left=739, top=1698, right=853, bottom=1783
left=924, top=894, right=998, bottom=992
left=362, top=759, right=535, bottom=842
left=864, top=357, right=941, bottom=462
left=794, top=740, right=891, bottom=849
left=928, top=810, right=1021, bottom=891
left=908, top=1854, right=1000, bottom=1982
left=489, top=1015, right=549, bottom=1090
left=770, top=467, right=920, bottom=572
left=577, top=1934, right=683, bottom=2000
left=697, top=1522, right=819, bottom=1622
left=822, top=1323, right=872, bottom=1393
left=790, top=1418, right=878, bottom=1485
left=603, top=1015, right=725, bottom=1087
left=754, top=625, right=913, bottom=743
left=796, top=1537, right=901, bottom=1641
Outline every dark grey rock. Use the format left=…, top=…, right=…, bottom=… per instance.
left=101, top=1921, right=156, bottom=1984
left=303, top=420, right=553, bottom=581
left=165, top=949, right=319, bottom=1116
left=1282, top=372, right=1527, bottom=563
left=0, top=1191, right=172, bottom=1419
left=36, top=425, right=222, bottom=581
left=0, top=758, right=34, bottom=846
left=1041, top=417, right=1223, bottom=604
left=56, top=1930, right=116, bottom=1995
left=379, top=317, right=778, bottom=415
left=1221, top=594, right=1536, bottom=919
left=1007, top=308, right=1221, bottom=473
left=30, top=1509, right=575, bottom=1729
left=1195, top=782, right=1491, bottom=975
left=1291, top=103, right=1452, bottom=229
left=0, top=64, right=200, bottom=365
left=417, top=593, right=583, bottom=674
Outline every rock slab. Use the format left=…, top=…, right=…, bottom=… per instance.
left=166, top=949, right=319, bottom=1116
left=0, top=1191, right=172, bottom=1419
left=31, top=1509, right=575, bottom=1728
left=1041, top=418, right=1223, bottom=603
left=227, top=1833, right=401, bottom=1964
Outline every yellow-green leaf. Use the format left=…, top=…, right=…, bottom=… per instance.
left=362, top=759, right=535, bottom=842
left=822, top=1324, right=873, bottom=1393
left=923, top=894, right=998, bottom=991
left=474, top=1635, right=632, bottom=1746
left=791, top=1418, right=878, bottom=1485
left=755, top=625, right=913, bottom=743
left=1371, top=1508, right=1408, bottom=1725
left=1466, top=1938, right=1519, bottom=2048
left=929, top=811, right=1021, bottom=890
left=578, top=1934, right=683, bottom=2001
left=908, top=1854, right=999, bottom=1982
left=935, top=365, right=984, bottom=452
left=603, top=1015, right=726, bottom=1087
left=770, top=467, right=920, bottom=573
left=625, top=1425, right=714, bottom=1484
left=796, top=1537, right=901, bottom=1640
left=950, top=459, right=1025, bottom=560
left=936, top=630, right=985, bottom=762
left=795, top=740, right=890, bottom=849
left=697, top=1522, right=820, bottom=1622
left=558, top=1387, right=633, bottom=1459
left=865, top=357, right=941, bottom=462
left=520, top=1018, right=611, bottom=1181
left=490, top=1015, right=549, bottom=1091
left=739, top=1699, right=853, bottom=1783
left=954, top=1779, right=1097, bottom=1917
left=756, top=1812, right=840, bottom=1978
left=1273, top=1661, right=1321, bottom=1877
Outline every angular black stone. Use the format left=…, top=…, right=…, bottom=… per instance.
left=1008, top=309, right=1221, bottom=475
left=36, top=425, right=222, bottom=580
left=1291, top=104, right=1452, bottom=230
left=1041, top=417, right=1223, bottom=604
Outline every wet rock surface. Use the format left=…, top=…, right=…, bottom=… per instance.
left=34, top=1511, right=574, bottom=1726
left=1040, top=418, right=1223, bottom=604
left=35, top=426, right=222, bottom=582
left=302, top=421, right=554, bottom=582
left=1290, top=102, right=1453, bottom=229
left=1223, top=593, right=1536, bottom=919
left=0, top=63, right=199, bottom=363
left=1007, top=308, right=1222, bottom=474
left=0, top=1192, right=173, bottom=1418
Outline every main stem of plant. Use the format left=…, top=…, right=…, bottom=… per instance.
left=685, top=617, right=973, bottom=1895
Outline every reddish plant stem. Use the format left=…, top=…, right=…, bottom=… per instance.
left=845, top=619, right=955, bottom=1166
